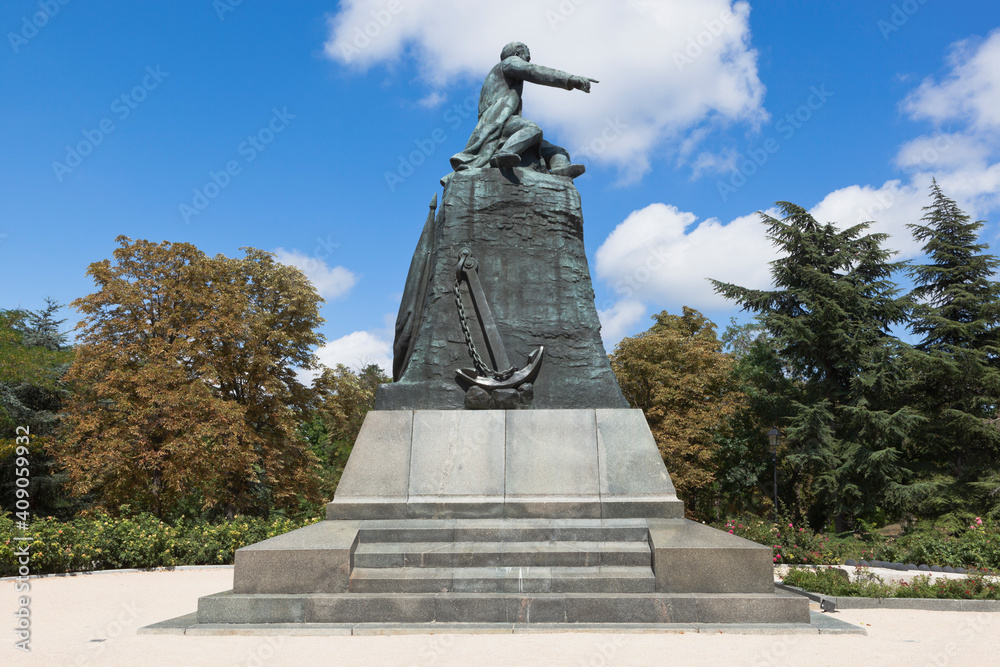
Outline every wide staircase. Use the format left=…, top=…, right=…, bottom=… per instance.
left=350, top=518, right=653, bottom=595
left=198, top=517, right=810, bottom=627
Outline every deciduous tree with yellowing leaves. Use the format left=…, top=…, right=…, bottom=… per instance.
left=610, top=307, right=744, bottom=519
left=53, top=237, right=325, bottom=519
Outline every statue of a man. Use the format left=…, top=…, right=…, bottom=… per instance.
left=450, top=42, right=596, bottom=179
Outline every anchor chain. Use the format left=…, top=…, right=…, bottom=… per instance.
left=453, top=270, right=516, bottom=381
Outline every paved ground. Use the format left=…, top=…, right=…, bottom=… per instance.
left=3, top=568, right=1000, bottom=666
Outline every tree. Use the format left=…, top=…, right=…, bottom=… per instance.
left=305, top=363, right=391, bottom=497
left=53, top=237, right=325, bottom=519
left=610, top=308, right=743, bottom=520
left=0, top=304, right=75, bottom=517
left=712, top=203, right=920, bottom=531
left=714, top=319, right=799, bottom=518
left=905, top=181, right=1000, bottom=520
left=22, top=297, right=68, bottom=351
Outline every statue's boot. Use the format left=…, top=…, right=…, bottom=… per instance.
left=550, top=163, right=586, bottom=179
left=490, top=152, right=521, bottom=168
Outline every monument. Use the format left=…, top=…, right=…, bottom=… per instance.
left=147, top=42, right=810, bottom=632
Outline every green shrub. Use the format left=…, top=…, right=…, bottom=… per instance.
left=782, top=566, right=1000, bottom=600
left=716, top=515, right=1000, bottom=571
left=0, top=511, right=318, bottom=576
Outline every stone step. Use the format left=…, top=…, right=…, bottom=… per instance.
left=349, top=566, right=655, bottom=594
left=353, top=540, right=650, bottom=568
left=198, top=590, right=811, bottom=625
left=357, top=518, right=650, bottom=544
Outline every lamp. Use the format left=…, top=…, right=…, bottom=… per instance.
left=767, top=428, right=781, bottom=523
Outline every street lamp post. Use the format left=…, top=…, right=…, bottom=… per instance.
left=767, top=427, right=781, bottom=524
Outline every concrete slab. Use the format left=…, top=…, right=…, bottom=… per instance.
left=197, top=591, right=305, bottom=624
left=324, top=408, right=692, bottom=519
left=136, top=611, right=199, bottom=635
left=233, top=520, right=360, bottom=594
left=647, top=519, right=775, bottom=594
left=595, top=409, right=675, bottom=496
left=408, top=410, right=505, bottom=500
left=505, top=410, right=600, bottom=500
left=330, top=410, right=413, bottom=503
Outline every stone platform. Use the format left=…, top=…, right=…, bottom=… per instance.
left=197, top=517, right=808, bottom=626
left=326, top=409, right=684, bottom=520
left=170, top=408, right=811, bottom=628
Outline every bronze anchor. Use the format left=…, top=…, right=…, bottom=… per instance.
left=453, top=247, right=543, bottom=390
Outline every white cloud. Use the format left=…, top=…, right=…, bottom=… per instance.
left=902, top=29, right=1000, bottom=132
left=416, top=91, right=446, bottom=109
left=594, top=203, right=777, bottom=319
left=272, top=248, right=358, bottom=300
left=325, top=0, right=766, bottom=181
left=809, top=180, right=929, bottom=259
left=891, top=28, right=1000, bottom=217
left=894, top=132, right=989, bottom=172
left=314, top=330, right=393, bottom=375
left=597, top=299, right=646, bottom=350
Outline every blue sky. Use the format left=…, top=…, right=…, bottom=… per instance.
left=3, top=1, right=1000, bottom=372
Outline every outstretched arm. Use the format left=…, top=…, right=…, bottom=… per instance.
left=501, top=56, right=596, bottom=93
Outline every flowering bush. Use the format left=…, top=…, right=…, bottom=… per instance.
left=0, top=511, right=318, bottom=576
left=717, top=516, right=858, bottom=565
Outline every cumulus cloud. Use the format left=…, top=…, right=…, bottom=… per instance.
left=325, top=0, right=766, bottom=181
left=893, top=28, right=1000, bottom=215
left=594, top=204, right=777, bottom=316
left=594, top=29, right=1000, bottom=348
left=597, top=299, right=646, bottom=350
left=809, top=180, right=929, bottom=259
left=272, top=248, right=358, bottom=300
left=314, top=330, right=393, bottom=376
left=901, top=30, right=1000, bottom=132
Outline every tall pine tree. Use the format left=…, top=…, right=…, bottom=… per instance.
left=906, top=180, right=1000, bottom=521
left=712, top=203, right=920, bottom=530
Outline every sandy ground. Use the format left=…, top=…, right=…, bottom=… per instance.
left=3, top=568, right=1000, bottom=667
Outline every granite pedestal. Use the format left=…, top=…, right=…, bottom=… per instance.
left=176, top=409, right=810, bottom=628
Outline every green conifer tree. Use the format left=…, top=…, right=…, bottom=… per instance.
left=906, top=180, right=1000, bottom=520
left=712, top=202, right=919, bottom=530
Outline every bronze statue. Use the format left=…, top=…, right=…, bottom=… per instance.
left=450, top=42, right=597, bottom=179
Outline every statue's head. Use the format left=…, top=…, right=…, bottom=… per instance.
left=501, top=42, right=530, bottom=62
